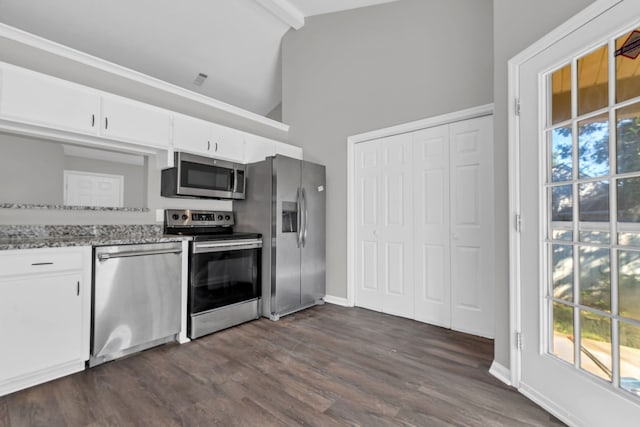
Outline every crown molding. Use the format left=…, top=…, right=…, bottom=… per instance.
left=254, top=0, right=305, bottom=30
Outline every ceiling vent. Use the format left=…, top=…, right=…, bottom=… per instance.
left=193, top=73, right=208, bottom=86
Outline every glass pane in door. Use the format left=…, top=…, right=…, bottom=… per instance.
left=620, top=321, right=640, bottom=397
left=616, top=28, right=640, bottom=103
left=552, top=302, right=574, bottom=364
left=551, top=64, right=572, bottom=124
left=579, top=246, right=611, bottom=312
left=551, top=127, right=573, bottom=182
left=579, top=310, right=612, bottom=382
left=579, top=181, right=610, bottom=222
left=618, top=249, right=640, bottom=321
left=552, top=244, right=573, bottom=301
left=616, top=102, right=640, bottom=174
left=578, top=114, right=609, bottom=178
left=578, top=45, right=609, bottom=115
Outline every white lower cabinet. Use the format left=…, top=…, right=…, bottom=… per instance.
left=0, top=247, right=91, bottom=397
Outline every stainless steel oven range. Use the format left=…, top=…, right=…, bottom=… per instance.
left=164, top=209, right=262, bottom=339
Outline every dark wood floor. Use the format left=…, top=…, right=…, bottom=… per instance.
left=0, top=304, right=563, bottom=426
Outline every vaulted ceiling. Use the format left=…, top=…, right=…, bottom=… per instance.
left=0, top=0, right=398, bottom=118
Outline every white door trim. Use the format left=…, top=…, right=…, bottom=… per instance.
left=347, top=103, right=494, bottom=309
left=507, top=0, right=624, bottom=389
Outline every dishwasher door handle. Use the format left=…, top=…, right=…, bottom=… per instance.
left=97, top=248, right=182, bottom=262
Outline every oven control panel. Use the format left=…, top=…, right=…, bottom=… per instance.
left=165, top=209, right=234, bottom=228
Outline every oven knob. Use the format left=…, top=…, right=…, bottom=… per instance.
left=217, top=215, right=223, bottom=220
left=225, top=215, right=231, bottom=220
left=172, top=214, right=180, bottom=220
left=182, top=214, right=189, bottom=220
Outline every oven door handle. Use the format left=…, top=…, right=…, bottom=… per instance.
left=192, top=239, right=262, bottom=253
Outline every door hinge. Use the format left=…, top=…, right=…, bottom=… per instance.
left=515, top=331, right=523, bottom=350
left=515, top=214, right=522, bottom=232
left=515, top=98, right=521, bottom=116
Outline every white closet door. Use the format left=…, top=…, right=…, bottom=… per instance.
left=355, top=133, right=414, bottom=318
left=413, top=124, right=451, bottom=327
left=449, top=116, right=494, bottom=338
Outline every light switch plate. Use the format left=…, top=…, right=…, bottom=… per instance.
left=155, top=209, right=164, bottom=222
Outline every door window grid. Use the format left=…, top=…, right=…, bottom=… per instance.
left=544, top=26, right=640, bottom=398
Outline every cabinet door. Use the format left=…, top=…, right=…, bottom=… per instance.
left=101, top=95, right=171, bottom=149
left=0, top=66, right=99, bottom=134
left=210, top=122, right=245, bottom=162
left=245, top=133, right=276, bottom=163
left=172, top=114, right=214, bottom=155
left=0, top=273, right=83, bottom=381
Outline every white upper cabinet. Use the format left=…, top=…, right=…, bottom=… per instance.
left=0, top=62, right=299, bottom=162
left=244, top=133, right=276, bottom=163
left=101, top=95, right=171, bottom=149
left=0, top=66, right=99, bottom=134
left=210, top=122, right=245, bottom=162
left=173, top=114, right=214, bottom=155
left=172, top=113, right=245, bottom=163
left=244, top=133, right=303, bottom=163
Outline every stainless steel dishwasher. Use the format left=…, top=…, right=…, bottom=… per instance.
left=90, top=242, right=182, bottom=367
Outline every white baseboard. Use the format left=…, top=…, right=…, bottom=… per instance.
left=323, top=295, right=351, bottom=307
left=489, top=360, right=512, bottom=386
left=519, top=382, right=584, bottom=427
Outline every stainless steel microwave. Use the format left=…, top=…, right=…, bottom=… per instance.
left=161, top=152, right=246, bottom=200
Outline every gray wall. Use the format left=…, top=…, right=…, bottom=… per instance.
left=492, top=0, right=594, bottom=368
left=281, top=0, right=493, bottom=298
left=0, top=134, right=231, bottom=225
left=0, top=134, right=64, bottom=205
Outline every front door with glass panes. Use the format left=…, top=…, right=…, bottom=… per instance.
left=517, top=1, right=640, bottom=424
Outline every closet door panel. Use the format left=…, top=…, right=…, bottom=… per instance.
left=378, top=135, right=414, bottom=318
left=355, top=141, right=383, bottom=311
left=450, top=116, right=494, bottom=338
left=413, top=124, right=451, bottom=327
left=354, top=133, right=414, bottom=318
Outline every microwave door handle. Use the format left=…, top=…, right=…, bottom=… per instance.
left=231, top=169, right=236, bottom=194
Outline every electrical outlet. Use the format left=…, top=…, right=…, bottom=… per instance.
left=155, top=209, right=164, bottom=222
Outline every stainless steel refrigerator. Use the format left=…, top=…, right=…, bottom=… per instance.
left=235, top=155, right=326, bottom=320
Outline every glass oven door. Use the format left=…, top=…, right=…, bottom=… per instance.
left=189, top=239, right=261, bottom=314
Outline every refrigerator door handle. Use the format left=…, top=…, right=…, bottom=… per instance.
left=302, top=188, right=308, bottom=247
left=296, top=187, right=302, bottom=248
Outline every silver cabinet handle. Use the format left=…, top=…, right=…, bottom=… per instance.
left=207, top=141, right=211, bottom=151
left=105, top=117, right=109, bottom=129
left=98, top=248, right=181, bottom=262
left=91, top=114, right=95, bottom=127
left=31, top=262, right=53, bottom=266
left=215, top=142, right=218, bottom=152
left=77, top=281, right=80, bottom=296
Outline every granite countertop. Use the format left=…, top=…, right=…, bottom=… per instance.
left=0, top=225, right=189, bottom=251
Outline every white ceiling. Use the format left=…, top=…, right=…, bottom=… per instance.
left=0, top=0, right=398, bottom=118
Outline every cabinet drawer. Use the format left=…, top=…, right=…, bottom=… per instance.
left=0, top=249, right=84, bottom=277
